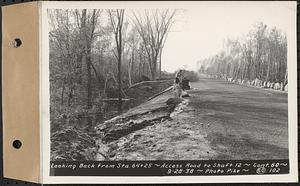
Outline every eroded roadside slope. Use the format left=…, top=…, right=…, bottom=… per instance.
left=94, top=86, right=219, bottom=161
left=94, top=90, right=184, bottom=160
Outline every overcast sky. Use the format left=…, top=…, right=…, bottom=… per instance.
left=160, top=2, right=295, bottom=72
left=45, top=1, right=296, bottom=73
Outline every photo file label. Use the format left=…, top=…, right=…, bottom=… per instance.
left=50, top=160, right=289, bottom=176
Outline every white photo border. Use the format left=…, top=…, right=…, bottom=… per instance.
left=40, top=1, right=298, bottom=183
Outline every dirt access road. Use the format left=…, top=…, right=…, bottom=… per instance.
left=109, top=78, right=288, bottom=160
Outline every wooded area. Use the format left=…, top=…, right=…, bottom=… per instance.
left=198, top=22, right=287, bottom=88
left=48, top=9, right=177, bottom=132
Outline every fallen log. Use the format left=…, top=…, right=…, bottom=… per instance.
left=128, top=80, right=172, bottom=89
left=147, top=86, right=173, bottom=101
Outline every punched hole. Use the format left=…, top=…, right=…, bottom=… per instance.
left=12, top=38, right=22, bottom=48
left=12, top=140, right=22, bottom=149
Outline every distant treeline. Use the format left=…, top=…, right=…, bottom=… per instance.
left=198, top=22, right=287, bottom=85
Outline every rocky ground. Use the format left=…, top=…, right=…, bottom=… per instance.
left=94, top=78, right=288, bottom=160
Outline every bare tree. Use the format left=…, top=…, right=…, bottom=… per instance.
left=108, top=9, right=125, bottom=114
left=49, top=10, right=80, bottom=106
left=76, top=9, right=102, bottom=109
left=132, top=9, right=176, bottom=80
left=124, top=27, right=140, bottom=86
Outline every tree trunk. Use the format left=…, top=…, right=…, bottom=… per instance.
left=150, top=58, right=157, bottom=80
left=128, top=60, right=132, bottom=86
left=117, top=27, right=122, bottom=114
left=67, top=83, right=74, bottom=106
left=86, top=49, right=92, bottom=109
left=61, top=79, right=65, bottom=105
left=283, top=68, right=288, bottom=85
left=80, top=9, right=92, bottom=110
left=159, top=50, right=162, bottom=79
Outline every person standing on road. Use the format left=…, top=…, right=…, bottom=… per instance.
left=175, top=69, right=184, bottom=88
left=173, top=70, right=184, bottom=98
left=174, top=69, right=190, bottom=97
left=173, top=77, right=182, bottom=98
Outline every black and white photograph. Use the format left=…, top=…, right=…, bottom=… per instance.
left=42, top=1, right=297, bottom=182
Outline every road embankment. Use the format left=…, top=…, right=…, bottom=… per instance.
left=95, top=87, right=181, bottom=143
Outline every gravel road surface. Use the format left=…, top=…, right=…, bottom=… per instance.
left=107, top=78, right=288, bottom=160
